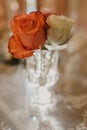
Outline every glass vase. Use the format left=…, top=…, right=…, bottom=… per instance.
left=23, top=50, right=59, bottom=120
left=21, top=45, right=67, bottom=130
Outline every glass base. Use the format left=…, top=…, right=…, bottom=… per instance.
left=19, top=109, right=59, bottom=130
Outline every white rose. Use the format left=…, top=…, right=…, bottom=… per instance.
left=46, top=15, right=74, bottom=45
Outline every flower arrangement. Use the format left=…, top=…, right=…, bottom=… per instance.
left=8, top=11, right=73, bottom=59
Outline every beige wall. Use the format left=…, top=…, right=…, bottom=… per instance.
left=0, top=0, right=26, bottom=61
left=38, top=0, right=87, bottom=32
left=0, top=0, right=26, bottom=34
left=67, top=0, right=87, bottom=31
left=38, top=0, right=67, bottom=15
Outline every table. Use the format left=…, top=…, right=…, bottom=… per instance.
left=0, top=64, right=87, bottom=130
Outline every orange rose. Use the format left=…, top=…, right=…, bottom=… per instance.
left=8, top=11, right=46, bottom=59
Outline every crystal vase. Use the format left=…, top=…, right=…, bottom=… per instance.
left=24, top=50, right=59, bottom=118
left=21, top=45, right=67, bottom=129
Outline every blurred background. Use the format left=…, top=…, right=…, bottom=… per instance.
left=0, top=1, right=87, bottom=129
left=0, top=0, right=87, bottom=88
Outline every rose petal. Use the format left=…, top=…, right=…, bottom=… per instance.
left=10, top=18, right=23, bottom=42
left=35, top=11, right=45, bottom=27
left=20, top=34, right=34, bottom=49
left=33, top=29, right=46, bottom=48
left=20, top=29, right=45, bottom=49
left=25, top=11, right=45, bottom=35
left=8, top=36, right=33, bottom=59
left=22, top=20, right=34, bottom=32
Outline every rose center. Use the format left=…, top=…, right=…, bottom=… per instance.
left=22, top=20, right=37, bottom=33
